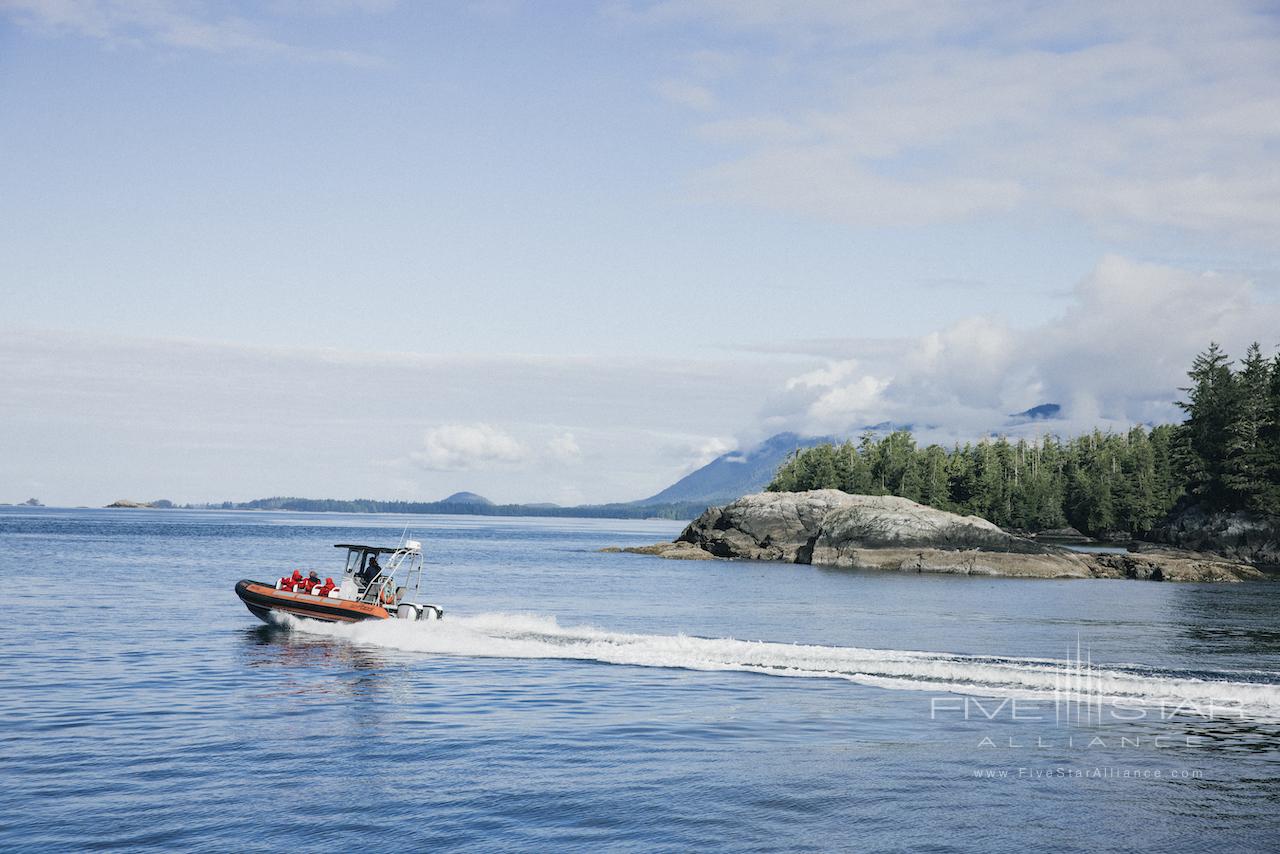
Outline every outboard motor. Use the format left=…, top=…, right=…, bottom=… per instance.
left=396, top=603, right=420, bottom=621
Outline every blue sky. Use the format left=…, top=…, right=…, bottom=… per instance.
left=3, top=1, right=1279, bottom=505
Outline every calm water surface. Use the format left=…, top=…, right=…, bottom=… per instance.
left=3, top=507, right=1280, bottom=852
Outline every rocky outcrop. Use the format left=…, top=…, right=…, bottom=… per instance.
left=600, top=542, right=716, bottom=561
left=807, top=545, right=1104, bottom=578
left=616, top=491, right=1265, bottom=582
left=1149, top=506, right=1280, bottom=567
left=676, top=490, right=860, bottom=562
left=678, top=491, right=1053, bottom=559
left=1090, top=549, right=1266, bottom=583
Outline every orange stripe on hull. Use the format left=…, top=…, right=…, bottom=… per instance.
left=239, top=582, right=390, bottom=621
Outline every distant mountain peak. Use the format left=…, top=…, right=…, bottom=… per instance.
left=1009, top=403, right=1062, bottom=422
left=439, top=491, right=493, bottom=506
left=635, top=432, right=836, bottom=506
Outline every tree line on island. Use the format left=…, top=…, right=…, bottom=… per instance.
left=767, top=342, right=1280, bottom=537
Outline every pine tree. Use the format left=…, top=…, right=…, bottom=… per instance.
left=1148, top=423, right=1182, bottom=512
left=1224, top=342, right=1273, bottom=511
left=1176, top=342, right=1237, bottom=509
left=920, top=444, right=951, bottom=510
left=1264, top=352, right=1280, bottom=513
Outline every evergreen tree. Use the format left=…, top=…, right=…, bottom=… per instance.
left=920, top=444, right=952, bottom=511
left=1176, top=342, right=1237, bottom=509
left=1264, top=352, right=1280, bottom=513
left=1223, top=342, right=1272, bottom=511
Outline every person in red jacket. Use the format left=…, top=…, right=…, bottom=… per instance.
left=279, top=569, right=303, bottom=591
left=317, top=577, right=336, bottom=597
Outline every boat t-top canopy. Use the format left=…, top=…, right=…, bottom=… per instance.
left=333, top=544, right=400, bottom=554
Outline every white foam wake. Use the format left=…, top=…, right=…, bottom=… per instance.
left=283, top=612, right=1280, bottom=721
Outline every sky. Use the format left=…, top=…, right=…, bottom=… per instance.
left=2, top=1, right=1279, bottom=506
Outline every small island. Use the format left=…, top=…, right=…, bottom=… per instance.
left=608, top=490, right=1268, bottom=583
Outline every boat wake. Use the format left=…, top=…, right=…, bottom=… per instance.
left=284, top=612, right=1280, bottom=721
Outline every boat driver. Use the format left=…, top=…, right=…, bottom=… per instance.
left=361, top=554, right=382, bottom=584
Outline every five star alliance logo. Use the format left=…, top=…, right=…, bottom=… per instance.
left=1053, top=635, right=1104, bottom=726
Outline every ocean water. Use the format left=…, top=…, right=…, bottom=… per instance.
left=3, top=507, right=1280, bottom=852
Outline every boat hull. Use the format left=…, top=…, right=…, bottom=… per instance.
left=234, top=580, right=390, bottom=624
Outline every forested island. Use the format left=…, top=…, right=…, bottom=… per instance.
left=767, top=342, right=1280, bottom=539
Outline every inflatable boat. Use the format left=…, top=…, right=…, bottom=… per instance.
left=235, top=541, right=443, bottom=625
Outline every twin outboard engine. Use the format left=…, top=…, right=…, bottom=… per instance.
left=396, top=603, right=444, bottom=621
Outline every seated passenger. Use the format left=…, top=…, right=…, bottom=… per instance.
left=318, top=577, right=337, bottom=597
left=304, top=571, right=322, bottom=593
left=280, top=569, right=303, bottom=591
left=359, top=554, right=382, bottom=586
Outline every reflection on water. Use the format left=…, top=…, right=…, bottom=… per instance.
left=237, top=623, right=398, bottom=704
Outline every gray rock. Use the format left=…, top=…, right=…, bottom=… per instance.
left=815, top=496, right=1049, bottom=554
left=1149, top=506, right=1280, bottom=567
left=628, top=491, right=1266, bottom=582
left=600, top=542, right=716, bottom=561
left=676, top=491, right=1080, bottom=576
left=810, top=545, right=1103, bottom=579
left=677, top=490, right=861, bottom=562
left=1089, top=550, right=1265, bottom=583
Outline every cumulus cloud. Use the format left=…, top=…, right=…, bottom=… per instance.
left=691, top=436, right=734, bottom=466
left=763, top=255, right=1280, bottom=442
left=411, top=424, right=527, bottom=471
left=635, top=0, right=1280, bottom=240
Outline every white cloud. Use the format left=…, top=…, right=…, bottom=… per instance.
left=652, top=434, right=737, bottom=477
left=691, top=436, right=734, bottom=467
left=546, top=432, right=582, bottom=463
left=764, top=255, right=1280, bottom=442
left=808, top=374, right=891, bottom=425
left=0, top=0, right=383, bottom=65
left=784, top=358, right=860, bottom=391
left=411, top=423, right=526, bottom=471
left=635, top=0, right=1280, bottom=240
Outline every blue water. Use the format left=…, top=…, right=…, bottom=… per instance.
left=4, top=507, right=1280, bottom=852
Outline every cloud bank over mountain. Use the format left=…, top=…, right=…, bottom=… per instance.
left=759, top=256, right=1280, bottom=444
